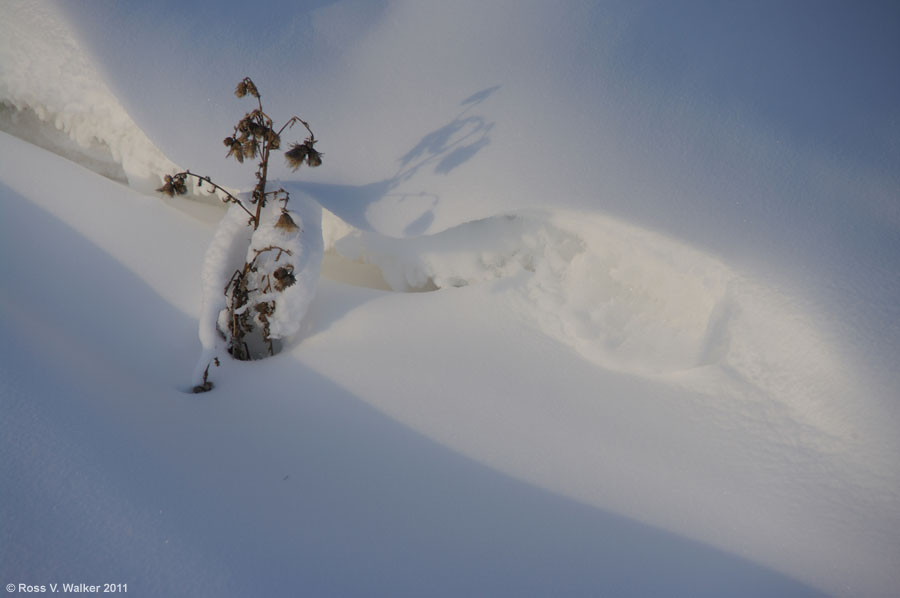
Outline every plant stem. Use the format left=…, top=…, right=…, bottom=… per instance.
left=253, top=145, right=269, bottom=230
left=181, top=170, right=256, bottom=221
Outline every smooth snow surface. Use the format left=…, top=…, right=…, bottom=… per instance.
left=2, top=1, right=899, bottom=597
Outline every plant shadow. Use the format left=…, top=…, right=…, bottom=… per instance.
left=285, top=85, right=500, bottom=238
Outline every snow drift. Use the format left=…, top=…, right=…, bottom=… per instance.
left=326, top=207, right=863, bottom=442
left=0, top=0, right=178, bottom=190
left=2, top=1, right=899, bottom=596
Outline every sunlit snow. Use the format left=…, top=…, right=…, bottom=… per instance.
left=2, top=1, right=898, bottom=596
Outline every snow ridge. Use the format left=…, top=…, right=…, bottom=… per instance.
left=0, top=0, right=176, bottom=191
left=330, top=210, right=854, bottom=442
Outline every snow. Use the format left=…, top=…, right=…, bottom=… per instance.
left=0, top=0, right=178, bottom=191
left=193, top=184, right=322, bottom=387
left=244, top=198, right=323, bottom=342
left=193, top=202, right=253, bottom=386
left=2, top=1, right=899, bottom=596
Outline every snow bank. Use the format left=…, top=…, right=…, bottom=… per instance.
left=7, top=130, right=897, bottom=596
left=0, top=0, right=177, bottom=190
left=327, top=209, right=859, bottom=444
left=3, top=0, right=899, bottom=595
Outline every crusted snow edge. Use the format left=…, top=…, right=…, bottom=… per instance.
left=0, top=0, right=178, bottom=191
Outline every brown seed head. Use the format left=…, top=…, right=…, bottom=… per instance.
left=156, top=182, right=174, bottom=197
left=306, top=147, right=322, bottom=167
left=157, top=173, right=188, bottom=197
left=227, top=139, right=245, bottom=163
left=272, top=265, right=296, bottom=291
left=275, top=210, right=299, bottom=232
left=243, top=139, right=259, bottom=159
left=285, top=143, right=309, bottom=171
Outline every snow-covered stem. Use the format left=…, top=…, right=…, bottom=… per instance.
left=166, top=76, right=323, bottom=389
left=183, top=170, right=256, bottom=220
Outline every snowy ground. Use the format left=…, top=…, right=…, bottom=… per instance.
left=2, top=2, right=899, bottom=597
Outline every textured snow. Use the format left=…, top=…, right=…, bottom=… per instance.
left=0, top=0, right=177, bottom=191
left=332, top=210, right=855, bottom=432
left=2, top=1, right=899, bottom=596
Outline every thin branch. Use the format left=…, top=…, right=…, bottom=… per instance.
left=277, top=116, right=315, bottom=141
left=181, top=170, right=256, bottom=221
left=249, top=245, right=293, bottom=269
left=224, top=268, right=243, bottom=295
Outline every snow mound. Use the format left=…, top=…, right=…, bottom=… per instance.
left=330, top=209, right=852, bottom=441
left=0, top=0, right=176, bottom=191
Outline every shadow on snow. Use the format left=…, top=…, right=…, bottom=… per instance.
left=286, top=86, right=499, bottom=238
left=0, top=181, right=825, bottom=597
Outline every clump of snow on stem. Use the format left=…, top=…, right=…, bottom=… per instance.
left=191, top=194, right=322, bottom=386
left=247, top=197, right=323, bottom=341
left=192, top=203, right=253, bottom=386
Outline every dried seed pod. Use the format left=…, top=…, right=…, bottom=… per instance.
left=272, top=265, right=296, bottom=291
left=306, top=146, right=322, bottom=167
left=243, top=139, right=259, bottom=159
left=249, top=122, right=267, bottom=137
left=235, top=80, right=247, bottom=98
left=275, top=210, right=298, bottom=232
left=227, top=139, right=245, bottom=163
left=284, top=143, right=309, bottom=171
left=156, top=181, right=174, bottom=197
left=156, top=173, right=187, bottom=197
